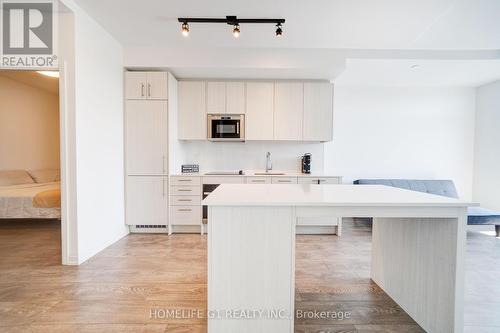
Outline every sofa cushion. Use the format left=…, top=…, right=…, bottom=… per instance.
left=467, top=207, right=500, bottom=225
left=353, top=179, right=459, bottom=199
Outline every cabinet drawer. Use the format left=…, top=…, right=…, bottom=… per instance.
left=298, top=177, right=341, bottom=185
left=170, top=176, right=201, bottom=186
left=202, top=176, right=246, bottom=184
left=271, top=177, right=298, bottom=184
left=170, top=185, right=201, bottom=196
left=318, top=177, right=341, bottom=185
left=170, top=206, right=201, bottom=225
left=246, top=177, right=272, bottom=184
left=170, top=195, right=201, bottom=206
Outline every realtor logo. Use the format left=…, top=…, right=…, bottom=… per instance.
left=2, top=1, right=53, bottom=54
left=1, top=0, right=57, bottom=68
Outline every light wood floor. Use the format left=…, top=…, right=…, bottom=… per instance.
left=0, top=219, right=499, bottom=333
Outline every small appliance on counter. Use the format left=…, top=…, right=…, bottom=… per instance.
left=181, top=164, right=199, bottom=174
left=301, top=153, right=312, bottom=174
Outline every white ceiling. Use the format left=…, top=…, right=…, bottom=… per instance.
left=335, top=59, right=500, bottom=87
left=74, top=0, right=500, bottom=84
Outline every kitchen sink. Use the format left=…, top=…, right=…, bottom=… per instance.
left=254, top=172, right=286, bottom=176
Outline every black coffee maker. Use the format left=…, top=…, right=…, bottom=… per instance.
left=301, top=153, right=312, bottom=174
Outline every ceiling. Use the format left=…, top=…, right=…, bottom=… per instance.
left=335, top=59, right=500, bottom=87
left=0, top=71, right=59, bottom=94
left=74, top=0, right=500, bottom=84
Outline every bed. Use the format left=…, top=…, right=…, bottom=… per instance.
left=0, top=170, right=61, bottom=219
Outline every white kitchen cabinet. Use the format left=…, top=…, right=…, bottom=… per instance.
left=303, top=82, right=333, bottom=141
left=169, top=175, right=203, bottom=233
left=246, top=176, right=272, bottom=184
left=297, top=176, right=342, bottom=184
left=207, top=82, right=226, bottom=114
left=148, top=72, right=169, bottom=100
left=178, top=81, right=207, bottom=140
left=226, top=82, right=245, bottom=114
left=274, top=82, right=304, bottom=141
left=245, top=82, right=274, bottom=140
left=271, top=177, right=298, bottom=184
left=207, top=81, right=245, bottom=114
left=126, top=176, right=168, bottom=225
left=125, top=100, right=168, bottom=175
left=125, top=72, right=148, bottom=100
left=125, top=72, right=168, bottom=100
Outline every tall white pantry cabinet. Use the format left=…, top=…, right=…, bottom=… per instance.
left=125, top=71, right=170, bottom=230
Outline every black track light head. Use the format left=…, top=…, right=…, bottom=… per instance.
left=275, top=23, right=283, bottom=37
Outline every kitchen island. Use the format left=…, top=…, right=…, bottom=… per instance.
left=203, top=184, right=474, bottom=333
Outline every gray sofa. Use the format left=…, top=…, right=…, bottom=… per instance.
left=353, top=179, right=500, bottom=237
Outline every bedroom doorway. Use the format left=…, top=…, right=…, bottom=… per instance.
left=0, top=70, right=63, bottom=265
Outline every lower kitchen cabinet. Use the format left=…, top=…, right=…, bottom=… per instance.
left=169, top=176, right=203, bottom=234
left=271, top=177, right=298, bottom=184
left=126, top=176, right=168, bottom=226
left=246, top=176, right=272, bottom=184
left=170, top=206, right=202, bottom=225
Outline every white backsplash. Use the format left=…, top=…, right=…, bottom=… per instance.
left=174, top=141, right=324, bottom=174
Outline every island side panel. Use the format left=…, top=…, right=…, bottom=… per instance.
left=371, top=215, right=466, bottom=333
left=208, top=206, right=296, bottom=333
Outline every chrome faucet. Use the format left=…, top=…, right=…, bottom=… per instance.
left=266, top=152, right=272, bottom=173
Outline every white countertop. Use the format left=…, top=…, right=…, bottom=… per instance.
left=202, top=184, right=476, bottom=207
left=171, top=170, right=341, bottom=177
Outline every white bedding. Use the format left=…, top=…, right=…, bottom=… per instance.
left=0, top=182, right=61, bottom=219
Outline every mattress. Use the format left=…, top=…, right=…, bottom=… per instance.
left=0, top=182, right=61, bottom=219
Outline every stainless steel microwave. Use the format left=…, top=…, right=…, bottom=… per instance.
left=207, top=114, right=245, bottom=141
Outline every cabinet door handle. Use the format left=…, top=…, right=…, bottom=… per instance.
left=178, top=208, right=192, bottom=212
left=278, top=180, right=291, bottom=183
left=162, top=179, right=165, bottom=197
left=178, top=179, right=192, bottom=182
left=162, top=155, right=165, bottom=174
left=148, top=83, right=151, bottom=97
left=141, top=83, right=145, bottom=97
left=178, top=199, right=192, bottom=202
left=178, top=189, right=192, bottom=192
left=252, top=180, right=265, bottom=183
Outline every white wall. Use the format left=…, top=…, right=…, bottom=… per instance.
left=473, top=80, right=500, bottom=210
left=0, top=75, right=60, bottom=171
left=324, top=86, right=476, bottom=199
left=172, top=141, right=324, bottom=174
left=60, top=0, right=128, bottom=264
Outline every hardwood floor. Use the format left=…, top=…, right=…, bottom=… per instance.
left=0, top=219, right=499, bottom=333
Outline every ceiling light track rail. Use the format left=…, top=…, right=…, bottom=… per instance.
left=177, top=16, right=285, bottom=25
left=178, top=15, right=285, bottom=38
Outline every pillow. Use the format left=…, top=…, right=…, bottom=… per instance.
left=28, top=169, right=60, bottom=183
left=0, top=170, right=35, bottom=186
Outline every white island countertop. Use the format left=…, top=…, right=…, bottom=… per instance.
left=202, top=184, right=476, bottom=207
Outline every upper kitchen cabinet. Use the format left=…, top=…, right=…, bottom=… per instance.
left=245, top=82, right=274, bottom=140
left=207, top=81, right=245, bottom=114
left=303, top=82, right=333, bottom=142
left=226, top=82, right=245, bottom=114
left=125, top=72, right=168, bottom=100
left=178, top=81, right=207, bottom=140
left=274, top=82, right=304, bottom=141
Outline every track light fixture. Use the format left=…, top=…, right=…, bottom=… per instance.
left=275, top=23, right=283, bottom=37
left=232, top=24, right=240, bottom=38
left=181, top=22, right=189, bottom=37
left=177, top=16, right=285, bottom=37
